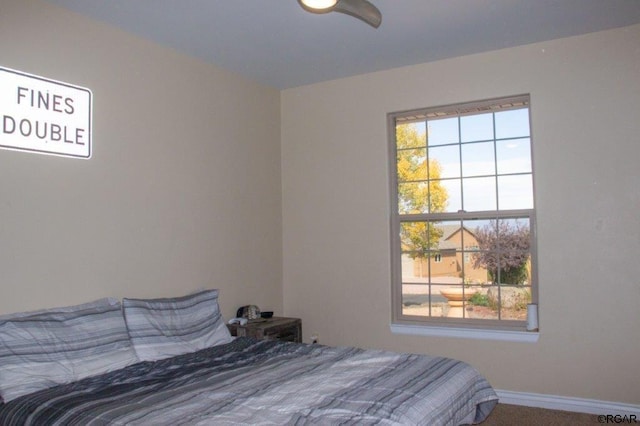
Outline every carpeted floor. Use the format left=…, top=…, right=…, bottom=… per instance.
left=481, top=403, right=600, bottom=425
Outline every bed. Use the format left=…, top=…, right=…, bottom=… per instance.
left=0, top=290, right=498, bottom=425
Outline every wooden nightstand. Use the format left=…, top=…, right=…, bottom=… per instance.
left=227, top=317, right=302, bottom=343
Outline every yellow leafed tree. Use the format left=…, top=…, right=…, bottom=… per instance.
left=396, top=123, right=448, bottom=259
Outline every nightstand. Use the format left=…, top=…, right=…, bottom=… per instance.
left=227, top=316, right=302, bottom=343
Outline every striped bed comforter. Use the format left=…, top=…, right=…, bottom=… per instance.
left=0, top=337, right=498, bottom=425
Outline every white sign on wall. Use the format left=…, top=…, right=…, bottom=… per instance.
left=0, top=66, right=92, bottom=159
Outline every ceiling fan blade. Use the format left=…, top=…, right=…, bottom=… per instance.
left=333, top=0, right=381, bottom=28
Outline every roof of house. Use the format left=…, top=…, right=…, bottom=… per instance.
left=437, top=225, right=478, bottom=251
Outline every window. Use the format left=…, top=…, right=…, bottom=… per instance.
left=388, top=95, right=536, bottom=332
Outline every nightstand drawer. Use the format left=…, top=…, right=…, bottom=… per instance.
left=227, top=317, right=302, bottom=343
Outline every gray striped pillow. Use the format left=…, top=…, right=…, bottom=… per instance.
left=0, top=298, right=139, bottom=402
left=122, top=289, right=233, bottom=362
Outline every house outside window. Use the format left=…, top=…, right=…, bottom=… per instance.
left=388, top=95, right=536, bottom=331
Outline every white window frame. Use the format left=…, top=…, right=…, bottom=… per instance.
left=388, top=95, right=538, bottom=339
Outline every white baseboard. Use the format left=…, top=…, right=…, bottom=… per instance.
left=495, top=389, right=640, bottom=416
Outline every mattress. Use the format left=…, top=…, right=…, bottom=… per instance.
left=0, top=337, right=498, bottom=425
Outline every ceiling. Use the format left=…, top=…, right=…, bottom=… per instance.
left=46, top=0, right=640, bottom=90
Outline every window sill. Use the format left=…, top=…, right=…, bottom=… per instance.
left=390, top=323, right=539, bottom=343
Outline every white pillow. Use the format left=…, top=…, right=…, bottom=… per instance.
left=122, top=289, right=233, bottom=362
left=0, top=298, right=139, bottom=402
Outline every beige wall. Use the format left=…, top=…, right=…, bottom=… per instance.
left=282, top=25, right=640, bottom=404
left=0, top=0, right=283, bottom=321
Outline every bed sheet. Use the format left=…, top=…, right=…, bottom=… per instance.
left=0, top=337, right=497, bottom=425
